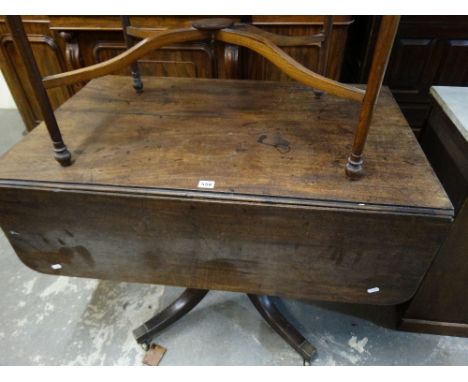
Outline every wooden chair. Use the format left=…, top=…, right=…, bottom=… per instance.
left=6, top=15, right=400, bottom=180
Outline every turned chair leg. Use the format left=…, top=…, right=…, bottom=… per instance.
left=121, top=16, right=144, bottom=93
left=312, top=16, right=333, bottom=99
left=345, top=16, right=400, bottom=180
left=6, top=16, right=72, bottom=166
left=133, top=288, right=209, bottom=349
left=248, top=294, right=317, bottom=364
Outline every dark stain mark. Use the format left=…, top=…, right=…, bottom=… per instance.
left=257, top=134, right=267, bottom=143
left=235, top=147, right=247, bottom=153
left=148, top=305, right=152, bottom=310
left=122, top=302, right=129, bottom=310
left=58, top=245, right=95, bottom=267
left=75, top=245, right=95, bottom=267
left=284, top=120, right=301, bottom=128
left=158, top=92, right=172, bottom=105
left=335, top=250, right=345, bottom=266
left=257, top=133, right=290, bottom=154
left=328, top=247, right=345, bottom=265
left=133, top=219, right=149, bottom=235
left=242, top=121, right=257, bottom=127
left=57, top=238, right=66, bottom=245
left=203, top=259, right=252, bottom=277
left=64, top=229, right=74, bottom=238
left=352, top=252, right=362, bottom=266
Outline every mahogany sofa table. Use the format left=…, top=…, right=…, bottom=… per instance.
left=0, top=76, right=453, bottom=363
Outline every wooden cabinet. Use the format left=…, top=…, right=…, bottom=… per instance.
left=0, top=16, right=353, bottom=132
left=400, top=88, right=468, bottom=336
left=343, top=16, right=468, bottom=137
left=387, top=16, right=468, bottom=136
left=0, top=17, right=74, bottom=128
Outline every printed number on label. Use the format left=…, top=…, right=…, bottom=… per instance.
left=198, top=180, right=215, bottom=189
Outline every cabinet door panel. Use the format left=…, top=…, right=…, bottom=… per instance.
left=386, top=38, right=437, bottom=104
left=0, top=19, right=72, bottom=130
left=245, top=21, right=351, bottom=81
left=92, top=41, right=215, bottom=78
left=377, top=16, right=468, bottom=132
left=435, top=40, right=468, bottom=85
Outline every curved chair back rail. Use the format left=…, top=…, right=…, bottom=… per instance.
left=42, top=27, right=210, bottom=90
left=216, top=28, right=364, bottom=102
left=42, top=25, right=365, bottom=102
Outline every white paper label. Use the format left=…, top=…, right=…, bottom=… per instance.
left=367, top=287, right=380, bottom=294
left=197, top=180, right=215, bottom=189
left=51, top=264, right=62, bottom=270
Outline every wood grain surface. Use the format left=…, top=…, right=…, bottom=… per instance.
left=0, top=76, right=453, bottom=305
left=0, top=76, right=452, bottom=213
left=0, top=187, right=451, bottom=305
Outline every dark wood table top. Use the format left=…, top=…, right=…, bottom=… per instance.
left=0, top=76, right=454, bottom=304
left=0, top=76, right=451, bottom=216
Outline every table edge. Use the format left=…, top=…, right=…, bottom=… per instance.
left=0, top=179, right=454, bottom=220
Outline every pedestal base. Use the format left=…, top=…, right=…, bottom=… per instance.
left=133, top=288, right=317, bottom=364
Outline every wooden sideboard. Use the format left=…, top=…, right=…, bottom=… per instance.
left=0, top=16, right=353, bottom=132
